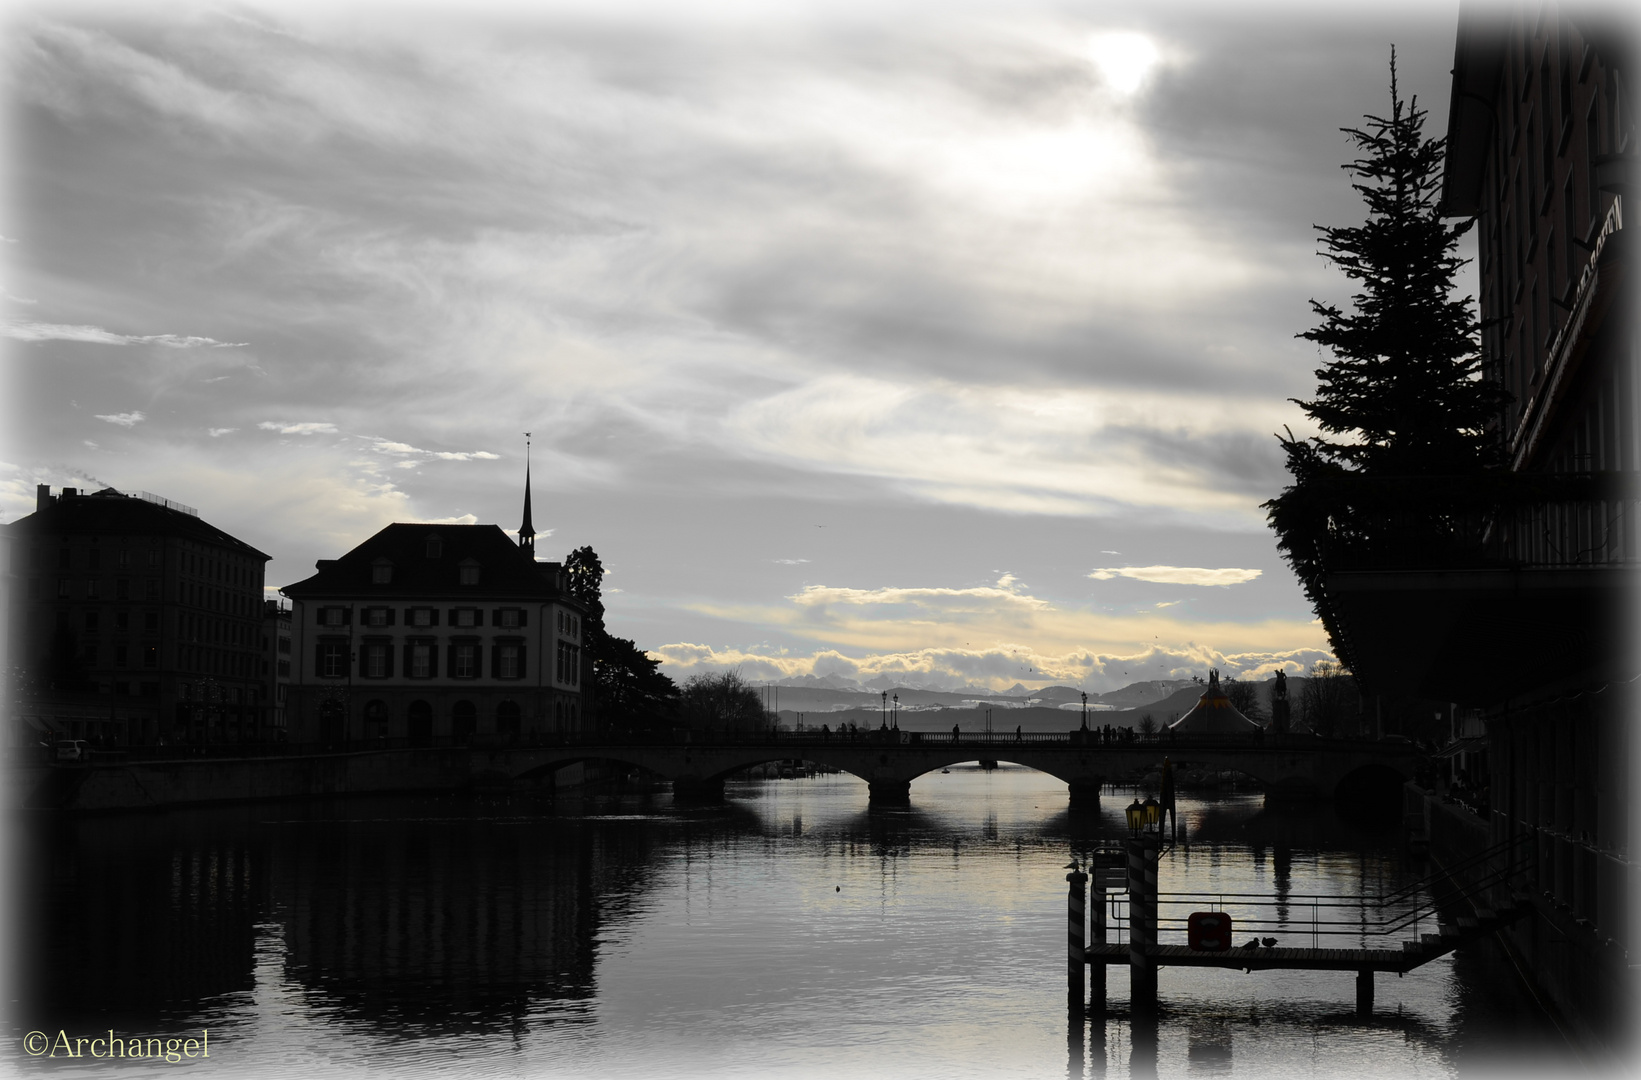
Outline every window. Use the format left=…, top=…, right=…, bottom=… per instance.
left=84, top=611, right=99, bottom=632
left=318, top=641, right=348, bottom=678
left=87, top=579, right=101, bottom=600
left=144, top=611, right=159, bottom=632
left=365, top=607, right=393, bottom=628
left=146, top=579, right=159, bottom=600
left=459, top=562, right=480, bottom=585
left=372, top=561, right=393, bottom=584
left=426, top=535, right=443, bottom=559
left=363, top=642, right=392, bottom=679
left=496, top=642, right=523, bottom=680
left=116, top=578, right=130, bottom=601
left=496, top=608, right=524, bottom=629
left=117, top=549, right=129, bottom=568
left=452, top=642, right=479, bottom=679
left=143, top=645, right=157, bottom=668
left=408, top=607, right=436, bottom=628
left=277, top=659, right=290, bottom=677
left=58, top=578, right=72, bottom=599
left=83, top=644, right=99, bottom=665
left=278, top=636, right=291, bottom=655
left=408, top=640, right=435, bottom=679
left=452, top=608, right=479, bottom=628
left=115, top=644, right=128, bottom=668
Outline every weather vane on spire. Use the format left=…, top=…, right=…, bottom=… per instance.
left=519, top=431, right=536, bottom=558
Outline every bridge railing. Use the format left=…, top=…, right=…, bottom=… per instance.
left=568, top=729, right=1413, bottom=753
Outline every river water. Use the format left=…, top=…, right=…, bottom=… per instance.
left=12, top=765, right=1573, bottom=1078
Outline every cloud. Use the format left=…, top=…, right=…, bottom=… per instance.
left=207, top=427, right=236, bottom=437
left=649, top=640, right=1336, bottom=693
left=773, top=558, right=811, bottom=565
left=368, top=438, right=499, bottom=462
left=2, top=319, right=245, bottom=347
left=93, top=411, right=144, bottom=426
left=259, top=421, right=337, bottom=435
left=408, top=513, right=480, bottom=525
left=1088, top=565, right=1262, bottom=586
left=787, top=581, right=1052, bottom=615
left=727, top=375, right=1293, bottom=524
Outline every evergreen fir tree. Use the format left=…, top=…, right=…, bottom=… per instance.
left=1287, top=52, right=1506, bottom=477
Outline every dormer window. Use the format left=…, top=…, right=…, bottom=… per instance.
left=372, top=558, right=394, bottom=584
left=426, top=535, right=443, bottom=559
left=459, top=559, right=480, bottom=585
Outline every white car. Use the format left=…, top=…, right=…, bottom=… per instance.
left=54, top=740, right=89, bottom=762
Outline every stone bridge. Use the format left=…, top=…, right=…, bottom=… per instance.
left=489, top=731, right=1422, bottom=804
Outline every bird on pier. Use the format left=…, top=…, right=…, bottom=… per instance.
left=1261, top=937, right=1278, bottom=948
left=1243, top=938, right=1261, bottom=949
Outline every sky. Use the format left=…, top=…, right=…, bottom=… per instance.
left=2, top=0, right=1474, bottom=693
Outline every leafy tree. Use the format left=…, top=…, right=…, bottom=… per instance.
left=596, top=635, right=680, bottom=731
left=679, top=670, right=772, bottom=734
left=1137, top=713, right=1158, bottom=735
left=1298, top=660, right=1357, bottom=737
left=1285, top=52, right=1507, bottom=478
left=564, top=545, right=606, bottom=643
left=1224, top=678, right=1263, bottom=721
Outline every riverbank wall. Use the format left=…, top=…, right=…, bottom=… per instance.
left=1404, top=782, right=1627, bottom=1067
left=10, top=750, right=602, bottom=812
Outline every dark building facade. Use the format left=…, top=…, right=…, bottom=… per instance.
left=1309, top=2, right=1639, bottom=1054
left=1439, top=4, right=1634, bottom=1054
left=280, top=523, right=586, bottom=748
left=8, top=485, right=271, bottom=746
left=261, top=599, right=292, bottom=734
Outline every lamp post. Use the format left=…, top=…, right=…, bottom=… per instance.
left=881, top=690, right=888, bottom=731
left=1081, top=690, right=1089, bottom=732
left=892, top=692, right=899, bottom=731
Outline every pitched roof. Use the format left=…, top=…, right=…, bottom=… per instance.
left=12, top=488, right=269, bottom=559
left=280, top=522, right=571, bottom=601
left=1167, top=671, right=1262, bottom=735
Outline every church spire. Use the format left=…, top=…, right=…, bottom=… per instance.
left=519, top=432, right=536, bottom=559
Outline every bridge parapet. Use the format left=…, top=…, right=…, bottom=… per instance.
left=496, top=731, right=1423, bottom=804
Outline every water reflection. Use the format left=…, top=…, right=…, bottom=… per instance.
left=12, top=767, right=1568, bottom=1077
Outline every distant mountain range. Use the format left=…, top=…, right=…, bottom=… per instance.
left=758, top=676, right=1203, bottom=715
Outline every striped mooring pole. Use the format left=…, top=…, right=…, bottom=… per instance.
left=1127, top=836, right=1157, bottom=1014
left=1067, top=862, right=1088, bottom=1012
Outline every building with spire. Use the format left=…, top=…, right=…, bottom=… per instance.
left=519, top=436, right=536, bottom=560
left=279, top=474, right=586, bottom=748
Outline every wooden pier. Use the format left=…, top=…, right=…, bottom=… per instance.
left=1068, top=833, right=1533, bottom=1018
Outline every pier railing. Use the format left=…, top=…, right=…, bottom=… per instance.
left=1097, top=832, right=1533, bottom=950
